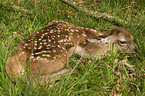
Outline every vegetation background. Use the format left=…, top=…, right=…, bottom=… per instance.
left=0, top=0, right=144, bottom=95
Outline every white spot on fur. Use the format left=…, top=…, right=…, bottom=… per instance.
left=58, top=39, right=64, bottom=43
left=63, top=54, right=66, bottom=56
left=47, top=50, right=51, bottom=53
left=35, top=52, right=40, bottom=55
left=42, top=39, right=46, bottom=42
left=62, top=47, right=66, bottom=50
left=31, top=56, right=34, bottom=59
left=47, top=55, right=50, bottom=57
left=94, top=30, right=97, bottom=32
left=39, top=38, right=42, bottom=41
left=69, top=33, right=73, bottom=35
left=98, top=33, right=103, bottom=35
left=38, top=46, right=42, bottom=49
left=40, top=42, right=43, bottom=45
left=70, top=29, right=74, bottom=32
left=75, top=30, right=79, bottom=32
left=65, top=35, right=68, bottom=37
left=53, top=50, right=56, bottom=53
left=50, top=30, right=53, bottom=33
left=36, top=56, right=40, bottom=60
left=90, top=29, right=95, bottom=31
left=58, top=45, right=61, bottom=48
left=34, top=43, right=37, bottom=46
left=42, top=51, right=47, bottom=53
left=21, top=52, right=25, bottom=54
left=81, top=27, right=84, bottom=29
left=82, top=34, right=87, bottom=37
left=48, top=40, right=51, bottom=42
left=51, top=36, right=55, bottom=38
left=41, top=36, right=43, bottom=38
left=52, top=45, right=55, bottom=48
left=24, top=43, right=28, bottom=46
left=42, top=54, right=46, bottom=56
left=53, top=56, right=56, bottom=60
left=44, top=42, right=47, bottom=45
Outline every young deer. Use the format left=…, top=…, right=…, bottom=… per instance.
left=6, top=20, right=135, bottom=86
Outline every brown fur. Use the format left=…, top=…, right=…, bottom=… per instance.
left=6, top=20, right=135, bottom=86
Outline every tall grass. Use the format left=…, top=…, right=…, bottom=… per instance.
left=0, top=0, right=144, bottom=95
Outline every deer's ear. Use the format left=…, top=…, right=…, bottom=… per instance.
left=97, top=30, right=113, bottom=38
left=86, top=30, right=112, bottom=43
left=86, top=38, right=99, bottom=43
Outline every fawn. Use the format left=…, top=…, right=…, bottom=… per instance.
left=6, top=20, right=135, bottom=86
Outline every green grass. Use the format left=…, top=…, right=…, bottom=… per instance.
left=0, top=0, right=145, bottom=95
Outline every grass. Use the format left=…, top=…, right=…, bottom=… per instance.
left=0, top=0, right=145, bottom=95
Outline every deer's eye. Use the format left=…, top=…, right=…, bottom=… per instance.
left=118, top=41, right=127, bottom=46
left=119, top=41, right=127, bottom=44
